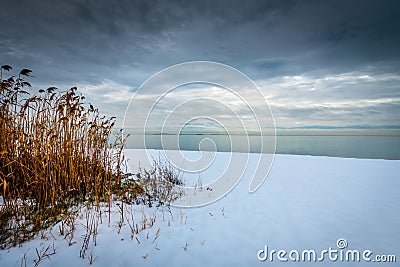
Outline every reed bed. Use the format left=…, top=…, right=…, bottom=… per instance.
left=0, top=65, right=129, bottom=247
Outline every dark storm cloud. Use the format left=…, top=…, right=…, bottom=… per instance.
left=2, top=0, right=399, bottom=80
left=1, top=0, right=399, bottom=127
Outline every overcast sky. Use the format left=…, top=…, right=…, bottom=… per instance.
left=1, top=0, right=399, bottom=131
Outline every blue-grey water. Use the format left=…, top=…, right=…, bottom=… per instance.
left=124, top=134, right=400, bottom=160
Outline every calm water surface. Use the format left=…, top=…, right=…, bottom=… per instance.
left=124, top=134, right=400, bottom=160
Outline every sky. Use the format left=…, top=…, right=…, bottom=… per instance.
left=1, top=0, right=399, bottom=132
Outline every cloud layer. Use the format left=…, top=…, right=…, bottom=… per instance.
left=1, top=0, right=399, bottom=129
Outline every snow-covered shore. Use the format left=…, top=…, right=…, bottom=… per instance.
left=1, top=149, right=399, bottom=266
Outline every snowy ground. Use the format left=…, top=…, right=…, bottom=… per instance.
left=1, top=149, right=399, bottom=266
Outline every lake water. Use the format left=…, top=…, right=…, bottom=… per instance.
left=124, top=133, right=400, bottom=160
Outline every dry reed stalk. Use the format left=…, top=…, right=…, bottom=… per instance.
left=0, top=65, right=184, bottom=249
left=0, top=66, right=127, bottom=248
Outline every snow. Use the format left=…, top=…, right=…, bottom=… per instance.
left=1, top=149, right=399, bottom=266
